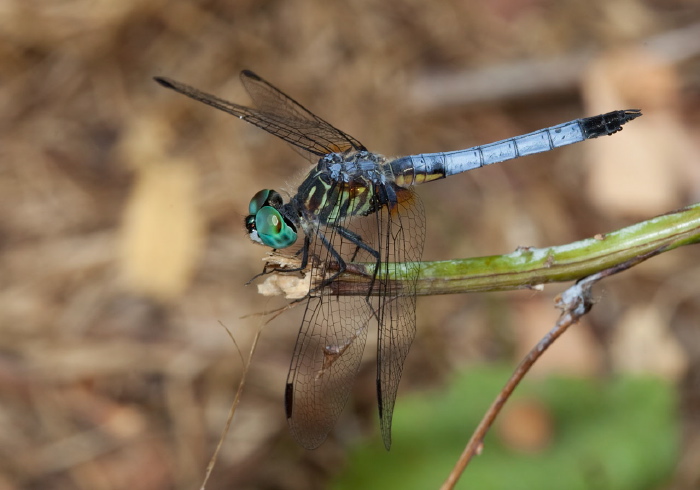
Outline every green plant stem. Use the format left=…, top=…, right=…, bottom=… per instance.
left=332, top=203, right=700, bottom=296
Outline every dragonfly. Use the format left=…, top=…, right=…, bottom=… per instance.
left=154, top=71, right=641, bottom=450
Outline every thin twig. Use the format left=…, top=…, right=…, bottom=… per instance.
left=200, top=322, right=263, bottom=490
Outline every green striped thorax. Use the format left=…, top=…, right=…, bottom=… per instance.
left=245, top=189, right=298, bottom=249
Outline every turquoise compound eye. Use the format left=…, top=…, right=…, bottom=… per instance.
left=255, top=206, right=297, bottom=249
left=249, top=189, right=282, bottom=215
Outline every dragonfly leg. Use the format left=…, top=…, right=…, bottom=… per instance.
left=244, top=236, right=312, bottom=286
left=335, top=226, right=383, bottom=327
left=316, top=225, right=380, bottom=287
left=314, top=231, right=347, bottom=289
left=268, top=236, right=313, bottom=275
left=272, top=235, right=311, bottom=273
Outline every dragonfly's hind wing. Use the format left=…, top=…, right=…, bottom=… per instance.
left=240, top=70, right=367, bottom=158
left=374, top=187, right=425, bottom=450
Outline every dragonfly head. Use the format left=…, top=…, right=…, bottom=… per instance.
left=245, top=189, right=298, bottom=249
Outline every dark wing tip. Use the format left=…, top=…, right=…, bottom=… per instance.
left=241, top=69, right=262, bottom=81
left=284, top=382, right=294, bottom=418
left=153, top=76, right=176, bottom=89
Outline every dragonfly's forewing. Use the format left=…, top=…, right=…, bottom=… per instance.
left=155, top=74, right=363, bottom=161
left=239, top=70, right=366, bottom=159
left=284, top=217, right=371, bottom=449
left=285, top=290, right=371, bottom=449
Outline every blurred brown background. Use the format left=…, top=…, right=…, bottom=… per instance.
left=2, top=0, right=700, bottom=489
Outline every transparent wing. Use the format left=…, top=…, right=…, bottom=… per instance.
left=154, top=72, right=366, bottom=161
left=284, top=183, right=425, bottom=450
left=240, top=70, right=366, bottom=158
left=373, top=187, right=424, bottom=450
left=284, top=210, right=371, bottom=449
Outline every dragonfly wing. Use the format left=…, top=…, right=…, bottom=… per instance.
left=285, top=223, right=372, bottom=449
left=285, top=293, right=372, bottom=449
left=154, top=75, right=365, bottom=161
left=374, top=187, right=425, bottom=450
left=240, top=70, right=367, bottom=156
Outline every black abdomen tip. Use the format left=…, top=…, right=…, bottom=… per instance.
left=582, top=109, right=643, bottom=139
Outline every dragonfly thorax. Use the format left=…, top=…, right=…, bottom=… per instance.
left=246, top=189, right=298, bottom=249
left=289, top=151, right=397, bottom=227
